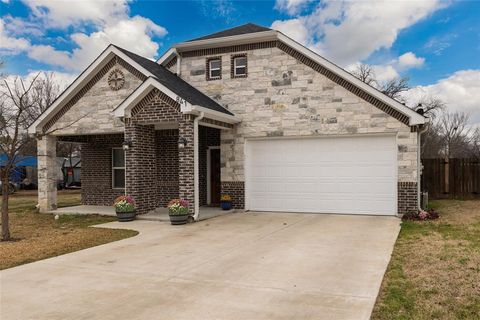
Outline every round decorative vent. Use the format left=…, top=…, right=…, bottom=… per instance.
left=108, top=69, right=125, bottom=90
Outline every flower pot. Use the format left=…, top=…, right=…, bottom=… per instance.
left=169, top=214, right=189, bottom=225
left=116, top=210, right=136, bottom=222
left=220, top=201, right=232, bottom=210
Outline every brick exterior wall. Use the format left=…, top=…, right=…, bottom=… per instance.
left=80, top=134, right=125, bottom=206
left=221, top=181, right=245, bottom=209
left=178, top=115, right=195, bottom=214
left=398, top=182, right=418, bottom=215
left=156, top=129, right=179, bottom=207
left=125, top=123, right=157, bottom=214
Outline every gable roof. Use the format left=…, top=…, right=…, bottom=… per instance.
left=187, top=23, right=271, bottom=42
left=163, top=25, right=426, bottom=126
left=28, top=45, right=235, bottom=133
left=114, top=46, right=233, bottom=116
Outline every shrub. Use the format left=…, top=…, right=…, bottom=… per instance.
left=168, top=199, right=189, bottom=215
left=113, top=196, right=135, bottom=212
left=402, top=208, right=439, bottom=221
left=220, top=194, right=232, bottom=202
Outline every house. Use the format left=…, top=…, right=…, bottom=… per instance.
left=28, top=23, right=426, bottom=218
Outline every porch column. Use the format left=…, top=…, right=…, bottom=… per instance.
left=178, top=115, right=195, bottom=215
left=37, top=135, right=57, bottom=212
left=125, top=122, right=156, bottom=214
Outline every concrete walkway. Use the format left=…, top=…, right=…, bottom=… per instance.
left=0, top=212, right=400, bottom=320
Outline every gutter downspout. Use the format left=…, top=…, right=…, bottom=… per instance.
left=417, top=123, right=429, bottom=209
left=193, top=111, right=205, bottom=221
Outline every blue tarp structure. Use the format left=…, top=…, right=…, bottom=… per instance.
left=0, top=154, right=37, bottom=167
left=0, top=154, right=38, bottom=183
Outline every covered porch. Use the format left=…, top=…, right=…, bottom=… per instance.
left=35, top=82, right=240, bottom=221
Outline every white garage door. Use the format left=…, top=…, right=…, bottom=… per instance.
left=245, top=135, right=397, bottom=215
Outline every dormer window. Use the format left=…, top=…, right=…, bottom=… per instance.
left=231, top=54, right=247, bottom=78
left=207, top=57, right=222, bottom=80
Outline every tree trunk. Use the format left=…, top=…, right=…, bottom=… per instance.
left=1, top=169, right=10, bottom=241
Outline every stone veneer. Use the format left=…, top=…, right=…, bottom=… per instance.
left=49, top=60, right=143, bottom=136
left=179, top=45, right=419, bottom=213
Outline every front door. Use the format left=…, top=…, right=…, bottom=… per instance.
left=210, top=148, right=221, bottom=205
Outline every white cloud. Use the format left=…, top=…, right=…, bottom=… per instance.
left=271, top=18, right=309, bottom=45
left=397, top=52, right=425, bottom=69
left=272, top=0, right=445, bottom=66
left=22, top=0, right=130, bottom=29
left=0, top=18, right=31, bottom=55
left=3, top=1, right=168, bottom=72
left=275, top=0, right=311, bottom=15
left=2, top=15, right=44, bottom=37
left=404, top=70, right=480, bottom=127
left=371, top=65, right=400, bottom=82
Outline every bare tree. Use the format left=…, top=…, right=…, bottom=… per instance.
left=0, top=72, right=81, bottom=241
left=351, top=63, right=410, bottom=101
left=437, top=111, right=473, bottom=158
left=380, top=77, right=410, bottom=101
left=351, top=64, right=376, bottom=86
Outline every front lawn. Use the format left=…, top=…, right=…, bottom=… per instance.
left=0, top=190, right=138, bottom=270
left=372, top=200, right=480, bottom=319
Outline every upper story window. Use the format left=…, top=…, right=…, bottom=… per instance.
left=207, top=57, right=222, bottom=80
left=112, top=148, right=125, bottom=189
left=231, top=54, right=247, bottom=78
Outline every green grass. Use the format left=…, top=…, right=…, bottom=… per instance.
left=372, top=199, right=480, bottom=319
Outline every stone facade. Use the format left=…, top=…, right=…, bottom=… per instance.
left=49, top=60, right=143, bottom=136
left=37, top=135, right=57, bottom=212
left=36, top=42, right=420, bottom=215
left=179, top=45, right=419, bottom=213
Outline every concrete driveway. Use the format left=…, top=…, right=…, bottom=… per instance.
left=1, top=212, right=400, bottom=320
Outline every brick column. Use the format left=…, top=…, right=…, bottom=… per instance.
left=37, top=135, right=57, bottom=212
left=125, top=122, right=156, bottom=214
left=178, top=115, right=195, bottom=215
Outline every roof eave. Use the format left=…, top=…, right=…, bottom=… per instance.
left=173, top=30, right=278, bottom=52
left=114, top=77, right=240, bottom=124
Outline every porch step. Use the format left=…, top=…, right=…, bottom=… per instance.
left=137, top=208, right=235, bottom=222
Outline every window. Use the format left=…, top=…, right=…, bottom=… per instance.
left=232, top=55, right=247, bottom=77
left=207, top=57, right=222, bottom=80
left=112, top=148, right=125, bottom=189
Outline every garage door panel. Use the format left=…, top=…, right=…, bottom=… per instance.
left=246, top=135, right=397, bottom=215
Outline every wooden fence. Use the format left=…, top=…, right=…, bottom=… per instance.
left=422, top=158, right=480, bottom=199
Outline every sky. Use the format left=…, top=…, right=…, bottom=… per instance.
left=1, top=0, right=479, bottom=126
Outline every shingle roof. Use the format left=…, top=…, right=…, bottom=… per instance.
left=187, top=23, right=271, bottom=42
left=114, top=46, right=234, bottom=116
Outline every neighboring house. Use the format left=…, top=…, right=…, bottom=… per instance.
left=0, top=154, right=37, bottom=188
left=28, top=23, right=426, bottom=217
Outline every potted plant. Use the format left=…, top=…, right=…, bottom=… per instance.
left=113, top=195, right=136, bottom=222
left=220, top=194, right=233, bottom=210
left=168, top=199, right=190, bottom=225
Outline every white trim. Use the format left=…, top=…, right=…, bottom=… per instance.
left=28, top=45, right=156, bottom=134
left=233, top=56, right=247, bottom=77
left=156, top=47, right=177, bottom=65
left=276, top=34, right=426, bottom=126
left=113, top=77, right=193, bottom=117
left=193, top=112, right=205, bottom=221
left=184, top=105, right=241, bottom=124
left=206, top=146, right=221, bottom=205
left=208, top=58, right=221, bottom=79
